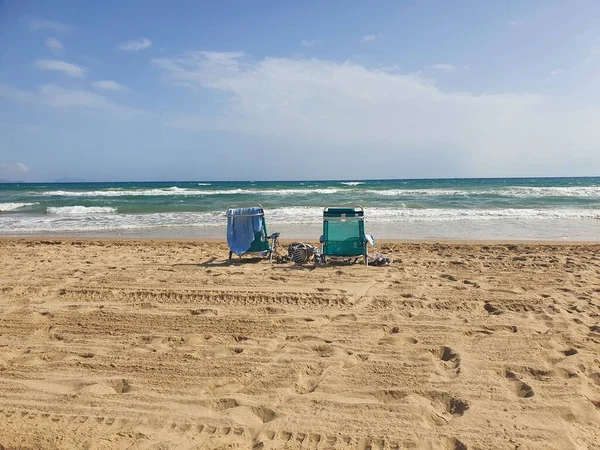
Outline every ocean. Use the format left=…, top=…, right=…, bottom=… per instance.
left=1, top=178, right=599, bottom=240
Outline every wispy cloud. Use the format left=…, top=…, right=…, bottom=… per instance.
left=362, top=33, right=383, bottom=42
left=509, top=20, right=520, bottom=26
left=429, top=64, right=456, bottom=71
left=545, top=68, right=563, bottom=83
left=0, top=162, right=29, bottom=172
left=153, top=51, right=600, bottom=176
left=300, top=39, right=320, bottom=47
left=91, top=80, right=127, bottom=91
left=0, top=83, right=146, bottom=118
left=39, top=84, right=112, bottom=109
left=153, top=51, right=244, bottom=85
left=0, top=161, right=30, bottom=180
left=34, top=59, right=86, bottom=78
left=45, top=37, right=64, bottom=52
left=29, top=19, right=73, bottom=33
left=117, top=38, right=152, bottom=52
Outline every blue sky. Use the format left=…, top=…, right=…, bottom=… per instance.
left=1, top=0, right=600, bottom=181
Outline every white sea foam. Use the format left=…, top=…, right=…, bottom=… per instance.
left=366, top=186, right=600, bottom=197
left=47, top=206, right=118, bottom=215
left=38, top=187, right=343, bottom=197
left=366, top=189, right=475, bottom=196
left=0, top=202, right=39, bottom=211
left=365, top=208, right=600, bottom=222
left=264, top=207, right=600, bottom=223
left=502, top=186, right=600, bottom=198
left=34, top=184, right=600, bottom=199
left=1, top=206, right=598, bottom=235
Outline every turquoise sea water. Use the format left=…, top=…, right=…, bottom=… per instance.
left=1, top=178, right=599, bottom=240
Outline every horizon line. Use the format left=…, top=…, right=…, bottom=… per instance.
left=1, top=175, right=600, bottom=184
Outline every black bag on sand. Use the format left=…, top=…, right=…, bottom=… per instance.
left=369, top=252, right=393, bottom=266
left=287, top=242, right=323, bottom=265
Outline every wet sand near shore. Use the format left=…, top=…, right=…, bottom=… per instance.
left=0, top=239, right=599, bottom=449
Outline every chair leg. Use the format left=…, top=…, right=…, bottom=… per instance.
left=364, top=253, right=368, bottom=266
left=228, top=251, right=233, bottom=262
left=268, top=250, right=273, bottom=263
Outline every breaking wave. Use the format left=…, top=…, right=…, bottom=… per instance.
left=0, top=202, right=39, bottom=211
left=46, top=206, right=118, bottom=215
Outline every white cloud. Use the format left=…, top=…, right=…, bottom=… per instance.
left=91, top=80, right=127, bottom=91
left=34, top=59, right=86, bottom=78
left=153, top=51, right=600, bottom=176
left=45, top=37, right=64, bottom=52
left=545, top=68, right=564, bottom=83
left=0, top=83, right=146, bottom=118
left=362, top=33, right=383, bottom=42
left=29, top=19, right=73, bottom=33
left=509, top=21, right=520, bottom=26
left=38, top=84, right=109, bottom=108
left=0, top=162, right=29, bottom=173
left=15, top=162, right=29, bottom=172
left=0, top=162, right=30, bottom=180
left=153, top=51, right=244, bottom=85
left=117, top=38, right=152, bottom=52
left=300, top=39, right=320, bottom=47
left=429, top=64, right=456, bottom=71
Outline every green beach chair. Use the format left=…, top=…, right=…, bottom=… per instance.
left=320, top=206, right=369, bottom=266
left=225, top=204, right=277, bottom=262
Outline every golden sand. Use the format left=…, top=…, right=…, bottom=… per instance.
left=0, top=239, right=599, bottom=449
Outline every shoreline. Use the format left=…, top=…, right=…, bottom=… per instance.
left=2, top=235, right=600, bottom=245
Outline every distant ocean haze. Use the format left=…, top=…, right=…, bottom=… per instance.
left=0, top=178, right=599, bottom=240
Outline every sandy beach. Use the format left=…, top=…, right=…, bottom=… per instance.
left=0, top=238, right=599, bottom=449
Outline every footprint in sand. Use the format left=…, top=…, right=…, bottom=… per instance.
left=80, top=378, right=131, bottom=396
left=405, top=392, right=470, bottom=427
left=250, top=406, right=276, bottom=424
left=430, top=346, right=461, bottom=380
left=588, top=372, right=600, bottom=386
left=483, top=301, right=504, bottom=315
left=428, top=393, right=470, bottom=425
left=504, top=369, right=534, bottom=398
left=294, top=366, right=325, bottom=394
left=446, top=437, right=468, bottom=450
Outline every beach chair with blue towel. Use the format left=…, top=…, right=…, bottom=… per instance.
left=225, top=205, right=277, bottom=262
left=320, top=206, right=371, bottom=266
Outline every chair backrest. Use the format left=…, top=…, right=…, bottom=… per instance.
left=322, top=207, right=366, bottom=256
left=225, top=205, right=271, bottom=253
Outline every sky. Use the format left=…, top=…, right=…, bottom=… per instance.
left=1, top=0, right=600, bottom=181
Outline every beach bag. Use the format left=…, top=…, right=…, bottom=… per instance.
left=287, top=242, right=323, bottom=265
left=369, top=252, right=393, bottom=266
